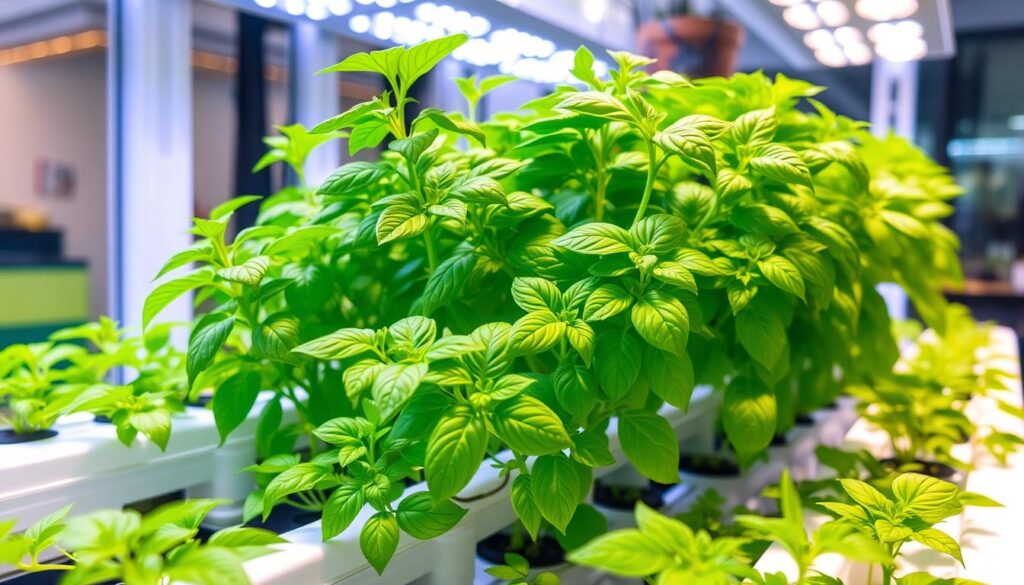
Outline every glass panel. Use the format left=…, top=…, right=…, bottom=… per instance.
left=947, top=33, right=1024, bottom=283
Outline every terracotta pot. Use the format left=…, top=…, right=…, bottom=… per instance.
left=636, top=15, right=745, bottom=78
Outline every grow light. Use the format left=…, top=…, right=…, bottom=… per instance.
left=770, top=0, right=953, bottom=67
left=250, top=0, right=609, bottom=85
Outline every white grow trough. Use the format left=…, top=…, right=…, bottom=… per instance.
left=0, top=393, right=295, bottom=530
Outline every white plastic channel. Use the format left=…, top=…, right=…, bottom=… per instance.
left=0, top=392, right=295, bottom=530
left=959, top=327, right=1023, bottom=584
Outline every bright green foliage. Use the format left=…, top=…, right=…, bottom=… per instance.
left=140, top=36, right=974, bottom=572
left=851, top=303, right=1023, bottom=468
left=0, top=318, right=185, bottom=446
left=738, top=470, right=890, bottom=585
left=819, top=472, right=1001, bottom=584
left=568, top=502, right=761, bottom=584
left=485, top=552, right=562, bottom=585
left=2, top=500, right=281, bottom=585
left=848, top=374, right=973, bottom=469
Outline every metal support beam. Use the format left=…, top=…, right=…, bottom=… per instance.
left=107, top=0, right=194, bottom=331
left=290, top=21, right=340, bottom=185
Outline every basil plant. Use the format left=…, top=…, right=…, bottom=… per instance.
left=143, top=34, right=966, bottom=573
left=0, top=317, right=185, bottom=446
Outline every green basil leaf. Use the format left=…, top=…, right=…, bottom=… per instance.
left=487, top=373, right=536, bottom=400
left=735, top=307, right=786, bottom=369
left=187, top=313, right=235, bottom=387
left=629, top=214, right=684, bottom=253
left=322, top=484, right=365, bottom=541
left=293, top=327, right=377, bottom=360
left=418, top=107, right=486, bottom=144
left=450, top=175, right=507, bottom=205
left=749, top=144, right=812, bottom=188
left=530, top=454, right=582, bottom=532
left=342, top=359, right=385, bottom=404
left=758, top=255, right=806, bottom=301
left=556, top=91, right=632, bottom=122
left=567, top=528, right=672, bottom=577
left=511, top=475, right=543, bottom=540
left=892, top=473, right=961, bottom=522
left=716, top=167, right=753, bottom=201
left=419, top=247, right=477, bottom=315
left=425, top=406, right=488, bottom=502
left=165, top=546, right=249, bottom=585
left=594, top=330, right=641, bottom=401
left=213, top=370, right=261, bottom=443
left=143, top=267, right=214, bottom=329
left=570, top=45, right=602, bottom=89
left=619, top=409, right=680, bottom=483
left=262, top=463, right=330, bottom=519
left=731, top=204, right=799, bottom=236
left=396, top=492, right=467, bottom=540
left=631, top=290, right=689, bottom=355
left=565, top=320, right=595, bottom=366
left=583, top=283, right=634, bottom=321
left=211, top=195, right=263, bottom=220
left=553, top=364, right=600, bottom=423
left=389, top=129, right=439, bottom=160
left=387, top=387, right=452, bottom=446
left=360, top=512, right=400, bottom=575
left=722, top=375, right=776, bottom=460
left=553, top=222, right=634, bottom=255
left=372, top=363, right=428, bottom=422
left=644, top=345, right=695, bottom=410
left=154, top=242, right=214, bottom=280
left=252, top=314, right=299, bottom=361
left=311, top=99, right=381, bottom=133
left=839, top=479, right=892, bottom=513
left=376, top=204, right=428, bottom=244
left=874, top=518, right=914, bottom=543
left=318, top=161, right=385, bottom=197
left=398, top=33, right=468, bottom=88
left=654, top=124, right=716, bottom=177
left=491, top=394, right=572, bottom=456
left=909, top=528, right=962, bottom=565
left=508, top=310, right=566, bottom=355
left=426, top=335, right=484, bottom=361
left=263, top=225, right=338, bottom=255
left=217, top=256, right=270, bottom=287
left=511, top=277, right=563, bottom=313
left=652, top=261, right=698, bottom=294
left=571, top=429, right=616, bottom=467
left=730, top=107, right=777, bottom=146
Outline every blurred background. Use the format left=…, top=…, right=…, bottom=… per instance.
left=0, top=0, right=1022, bottom=343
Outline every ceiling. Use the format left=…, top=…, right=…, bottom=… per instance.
left=4, top=0, right=1024, bottom=78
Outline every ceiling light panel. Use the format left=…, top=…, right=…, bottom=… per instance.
left=767, top=0, right=952, bottom=68
left=249, top=0, right=607, bottom=85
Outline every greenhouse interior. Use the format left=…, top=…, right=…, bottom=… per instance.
left=2, top=0, right=1024, bottom=583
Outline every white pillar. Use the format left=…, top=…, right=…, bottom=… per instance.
left=870, top=58, right=919, bottom=320
left=870, top=58, right=919, bottom=139
left=107, top=0, right=194, bottom=330
left=290, top=21, right=340, bottom=186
